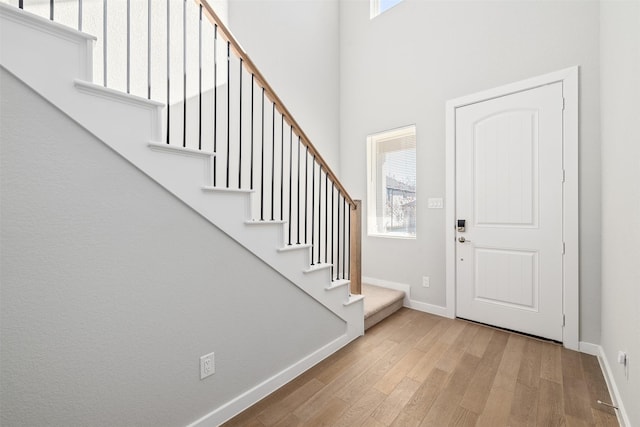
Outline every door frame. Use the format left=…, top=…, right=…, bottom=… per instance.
left=445, top=66, right=579, bottom=350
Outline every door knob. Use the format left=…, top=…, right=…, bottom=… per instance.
left=458, top=236, right=471, bottom=243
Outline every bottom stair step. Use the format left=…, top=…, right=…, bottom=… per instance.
left=363, top=284, right=405, bottom=331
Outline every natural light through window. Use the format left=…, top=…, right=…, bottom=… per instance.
left=371, top=0, right=404, bottom=18
left=367, top=125, right=417, bottom=238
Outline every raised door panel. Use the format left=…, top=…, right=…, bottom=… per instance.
left=474, top=110, right=538, bottom=228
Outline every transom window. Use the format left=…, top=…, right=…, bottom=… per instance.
left=371, top=0, right=404, bottom=18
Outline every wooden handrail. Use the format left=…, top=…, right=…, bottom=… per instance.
left=196, top=0, right=356, bottom=209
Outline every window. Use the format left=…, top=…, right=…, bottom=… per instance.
left=370, top=0, right=403, bottom=18
left=367, top=125, right=416, bottom=238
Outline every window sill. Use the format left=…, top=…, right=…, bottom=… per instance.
left=367, top=232, right=416, bottom=240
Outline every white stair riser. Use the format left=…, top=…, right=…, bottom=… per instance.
left=0, top=6, right=94, bottom=104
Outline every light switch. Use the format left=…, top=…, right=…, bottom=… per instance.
left=428, top=198, right=443, bottom=209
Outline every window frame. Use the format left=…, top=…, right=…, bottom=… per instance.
left=366, top=125, right=417, bottom=239
left=370, top=0, right=404, bottom=19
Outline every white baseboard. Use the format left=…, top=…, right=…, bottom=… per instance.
left=580, top=342, right=630, bottom=427
left=187, top=334, right=353, bottom=427
left=362, top=276, right=450, bottom=318
left=578, top=341, right=600, bottom=356
left=406, top=299, right=450, bottom=318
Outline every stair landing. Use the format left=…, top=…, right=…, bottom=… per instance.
left=363, top=284, right=405, bottom=330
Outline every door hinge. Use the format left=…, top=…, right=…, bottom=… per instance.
left=562, top=242, right=566, bottom=254
left=562, top=314, right=566, bottom=327
left=562, top=97, right=566, bottom=110
left=562, top=169, right=566, bottom=183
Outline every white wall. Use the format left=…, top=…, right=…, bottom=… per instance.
left=339, top=0, right=602, bottom=343
left=599, top=1, right=640, bottom=425
left=0, top=68, right=345, bottom=426
left=228, top=0, right=341, bottom=172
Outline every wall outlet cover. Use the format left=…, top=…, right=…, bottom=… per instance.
left=200, top=352, right=215, bottom=379
left=617, top=351, right=627, bottom=365
left=422, top=276, right=430, bottom=288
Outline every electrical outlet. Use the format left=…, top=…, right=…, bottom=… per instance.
left=422, top=276, right=430, bottom=288
left=617, top=351, right=627, bottom=366
left=617, top=351, right=630, bottom=380
left=200, top=352, right=215, bottom=380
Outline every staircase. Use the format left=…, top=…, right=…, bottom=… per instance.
left=0, top=2, right=433, bottom=423
left=0, top=1, right=363, bottom=342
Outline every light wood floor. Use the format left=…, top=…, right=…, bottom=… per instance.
left=223, top=308, right=619, bottom=427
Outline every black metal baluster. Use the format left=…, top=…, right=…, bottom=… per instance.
left=18, top=1, right=23, bottom=9
left=250, top=74, right=254, bottom=190
left=317, top=165, right=322, bottom=265
left=213, top=25, right=217, bottom=183
left=78, top=0, right=83, bottom=31
left=198, top=4, right=202, bottom=150
left=260, top=88, right=265, bottom=220
left=238, top=59, right=243, bottom=186
left=324, top=173, right=328, bottom=263
left=311, top=158, right=315, bottom=264
left=337, top=191, right=341, bottom=281
left=288, top=127, right=293, bottom=245
left=225, top=41, right=230, bottom=186
left=296, top=137, right=301, bottom=244
left=347, top=205, right=351, bottom=280
left=271, top=103, right=275, bottom=221
left=104, top=0, right=108, bottom=87
left=147, top=0, right=151, bottom=99
left=50, top=0, right=53, bottom=20
left=165, top=0, right=169, bottom=143
left=126, top=0, right=130, bottom=94
left=331, top=182, right=334, bottom=278
left=280, top=115, right=284, bottom=220
left=182, top=0, right=186, bottom=148
left=304, top=146, right=309, bottom=244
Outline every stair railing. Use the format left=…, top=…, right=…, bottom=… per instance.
left=12, top=0, right=361, bottom=295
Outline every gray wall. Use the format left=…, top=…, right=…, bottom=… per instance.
left=228, top=0, right=341, bottom=172
left=0, top=68, right=345, bottom=427
left=339, top=0, right=602, bottom=344
left=599, top=1, right=640, bottom=425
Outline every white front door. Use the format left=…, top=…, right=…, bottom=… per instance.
left=455, top=82, right=564, bottom=341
